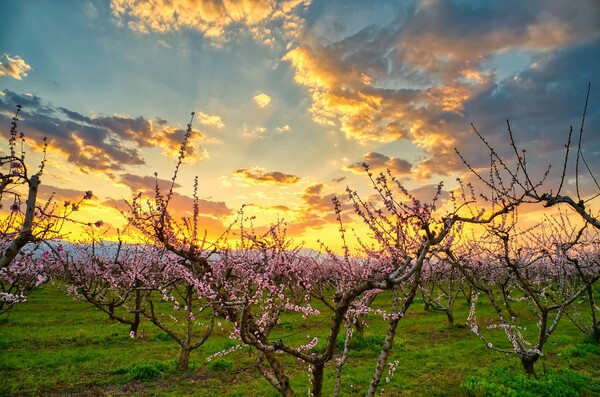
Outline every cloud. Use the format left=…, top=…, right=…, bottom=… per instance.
left=276, top=124, right=291, bottom=133
left=253, top=92, right=271, bottom=108
left=109, top=174, right=233, bottom=218
left=301, top=183, right=333, bottom=212
left=118, top=173, right=181, bottom=194
left=233, top=167, right=301, bottom=184
left=241, top=123, right=267, bottom=139
left=408, top=184, right=450, bottom=206
left=284, top=0, right=600, bottom=179
left=0, top=54, right=32, bottom=80
left=196, top=111, right=225, bottom=129
left=0, top=90, right=207, bottom=173
left=38, top=184, right=95, bottom=203
left=345, top=152, right=412, bottom=176
left=110, top=0, right=312, bottom=46
left=449, top=38, right=600, bottom=187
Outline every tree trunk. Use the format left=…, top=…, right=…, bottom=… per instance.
left=462, top=285, right=472, bottom=306
left=445, top=308, right=454, bottom=327
left=130, top=287, right=142, bottom=335
left=311, top=363, right=324, bottom=397
left=520, top=354, right=539, bottom=378
left=587, top=285, right=599, bottom=343
left=263, top=350, right=295, bottom=397
left=366, top=283, right=416, bottom=397
left=179, top=346, right=191, bottom=370
left=0, top=174, right=39, bottom=269
left=129, top=313, right=140, bottom=335
left=354, top=317, right=366, bottom=337
left=366, top=317, right=399, bottom=397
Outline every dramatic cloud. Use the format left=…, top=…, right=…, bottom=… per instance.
left=284, top=0, right=600, bottom=179
left=345, top=152, right=412, bottom=176
left=111, top=0, right=312, bottom=45
left=0, top=54, right=32, bottom=80
left=253, top=92, right=271, bottom=108
left=0, top=90, right=208, bottom=173
left=233, top=167, right=301, bottom=184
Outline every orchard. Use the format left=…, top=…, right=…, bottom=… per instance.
left=1, top=101, right=598, bottom=396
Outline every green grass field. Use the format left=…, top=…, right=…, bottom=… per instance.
left=1, top=284, right=598, bottom=396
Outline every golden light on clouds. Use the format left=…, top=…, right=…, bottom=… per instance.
left=2, top=0, right=598, bottom=250
left=196, top=111, right=225, bottom=129
left=344, top=152, right=412, bottom=176
left=253, top=92, right=271, bottom=108
left=111, top=0, right=312, bottom=44
left=233, top=167, right=301, bottom=185
left=0, top=54, right=32, bottom=80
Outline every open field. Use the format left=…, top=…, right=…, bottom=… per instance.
left=1, top=284, right=599, bottom=396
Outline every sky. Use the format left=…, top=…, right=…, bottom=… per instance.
left=0, top=0, right=599, bottom=249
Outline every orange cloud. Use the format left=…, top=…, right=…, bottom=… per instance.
left=233, top=167, right=301, bottom=185
left=0, top=54, right=31, bottom=80
left=344, top=152, right=412, bottom=176
left=0, top=91, right=213, bottom=173
left=281, top=1, right=599, bottom=182
left=111, top=0, right=312, bottom=45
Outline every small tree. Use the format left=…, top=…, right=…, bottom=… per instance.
left=419, top=254, right=467, bottom=327
left=451, top=213, right=597, bottom=377
left=53, top=230, right=151, bottom=336
left=0, top=106, right=94, bottom=313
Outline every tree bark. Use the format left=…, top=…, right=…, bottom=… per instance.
left=365, top=316, right=400, bottom=397
left=445, top=308, right=454, bottom=327
left=179, top=347, right=191, bottom=370
left=520, top=354, right=539, bottom=378
left=0, top=174, right=39, bottom=269
left=311, top=363, right=324, bottom=397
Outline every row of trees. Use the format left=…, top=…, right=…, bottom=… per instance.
left=1, top=94, right=599, bottom=396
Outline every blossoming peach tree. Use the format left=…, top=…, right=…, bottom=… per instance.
left=448, top=211, right=598, bottom=377
left=126, top=122, right=513, bottom=396
left=452, top=86, right=599, bottom=376
left=0, top=106, right=95, bottom=313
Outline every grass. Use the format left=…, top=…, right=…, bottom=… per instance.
left=0, top=284, right=598, bottom=396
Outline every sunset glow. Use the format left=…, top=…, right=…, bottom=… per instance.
left=1, top=0, right=598, bottom=249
